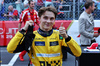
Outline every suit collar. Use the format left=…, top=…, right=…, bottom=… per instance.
left=84, top=11, right=94, bottom=25
left=37, top=28, right=53, bottom=37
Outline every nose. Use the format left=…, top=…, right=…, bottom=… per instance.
left=47, top=19, right=51, bottom=23
left=33, top=4, right=35, bottom=7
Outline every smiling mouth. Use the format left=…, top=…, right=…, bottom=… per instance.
left=46, top=24, right=50, bottom=26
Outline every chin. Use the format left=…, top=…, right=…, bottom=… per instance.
left=45, top=28, right=50, bottom=30
left=44, top=28, right=51, bottom=31
left=44, top=27, right=50, bottom=29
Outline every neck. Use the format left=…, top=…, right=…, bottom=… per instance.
left=40, top=25, right=52, bottom=32
left=29, top=7, right=33, bottom=11
left=40, top=28, right=51, bottom=32
left=38, top=28, right=53, bottom=37
left=39, top=28, right=52, bottom=32
left=85, top=9, right=91, bottom=14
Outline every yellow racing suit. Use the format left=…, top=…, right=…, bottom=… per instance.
left=7, top=28, right=81, bottom=66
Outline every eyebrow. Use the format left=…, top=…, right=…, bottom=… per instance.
left=44, top=15, right=55, bottom=18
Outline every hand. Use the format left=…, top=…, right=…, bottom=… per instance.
left=23, top=20, right=33, bottom=31
left=59, top=23, right=68, bottom=38
left=3, top=14, right=7, bottom=17
left=93, top=33, right=99, bottom=37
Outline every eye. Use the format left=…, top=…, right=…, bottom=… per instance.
left=44, top=16, right=48, bottom=20
left=50, top=17, right=54, bottom=21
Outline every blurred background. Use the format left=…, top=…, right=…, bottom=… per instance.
left=0, top=0, right=100, bottom=21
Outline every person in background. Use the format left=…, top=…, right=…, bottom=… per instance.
left=7, top=6, right=81, bottom=66
left=18, top=0, right=39, bottom=62
left=4, top=0, right=17, bottom=13
left=0, top=0, right=4, bottom=18
left=23, top=0, right=30, bottom=10
left=15, top=0, right=23, bottom=14
left=0, top=0, right=4, bottom=11
left=3, top=5, right=19, bottom=21
left=23, top=0, right=36, bottom=10
left=79, top=1, right=99, bottom=46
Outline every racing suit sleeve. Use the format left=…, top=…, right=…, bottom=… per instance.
left=7, top=31, right=25, bottom=53
left=7, top=26, right=35, bottom=53
left=62, top=36, right=82, bottom=57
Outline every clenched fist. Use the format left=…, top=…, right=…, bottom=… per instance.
left=23, top=20, right=33, bottom=31
left=59, top=23, right=68, bottom=38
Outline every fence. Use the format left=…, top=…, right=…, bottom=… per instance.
left=0, top=0, right=100, bottom=21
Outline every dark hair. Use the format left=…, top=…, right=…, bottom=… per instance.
left=28, top=0, right=34, bottom=4
left=85, top=1, right=95, bottom=9
left=38, top=6, right=58, bottom=18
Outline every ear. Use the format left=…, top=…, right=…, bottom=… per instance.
left=89, top=6, right=92, bottom=9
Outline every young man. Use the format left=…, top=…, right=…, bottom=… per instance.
left=18, top=0, right=39, bottom=61
left=79, top=1, right=99, bottom=46
left=7, top=6, right=81, bottom=66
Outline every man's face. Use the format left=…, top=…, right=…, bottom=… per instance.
left=91, top=3, right=95, bottom=12
left=8, top=6, right=13, bottom=12
left=29, top=1, right=35, bottom=9
left=39, top=11, right=55, bottom=31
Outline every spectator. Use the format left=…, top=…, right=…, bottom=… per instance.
left=3, top=5, right=19, bottom=21
left=15, top=0, right=23, bottom=14
left=23, top=0, right=30, bottom=10
left=0, top=0, right=5, bottom=19
left=0, top=0, right=4, bottom=11
left=4, top=0, right=17, bottom=13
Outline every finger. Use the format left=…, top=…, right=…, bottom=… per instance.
left=29, top=20, right=33, bottom=22
left=60, top=22, right=63, bottom=27
left=59, top=30, right=66, bottom=34
left=29, top=23, right=33, bottom=26
left=59, top=27, right=65, bottom=31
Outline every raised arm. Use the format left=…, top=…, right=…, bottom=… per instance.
left=59, top=23, right=82, bottom=57
left=7, top=20, right=34, bottom=53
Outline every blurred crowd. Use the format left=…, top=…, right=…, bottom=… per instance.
left=0, top=0, right=100, bottom=21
